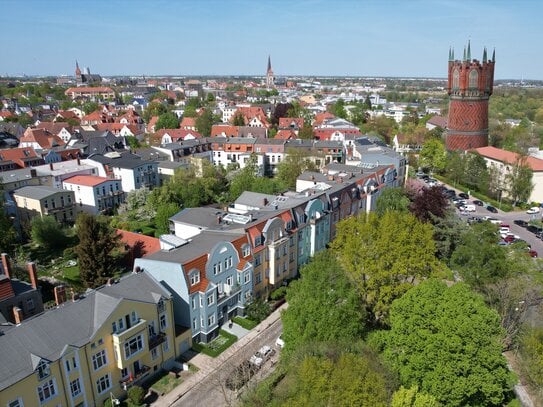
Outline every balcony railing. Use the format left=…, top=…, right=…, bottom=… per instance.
left=119, top=365, right=151, bottom=388
left=148, top=332, right=166, bottom=349
left=218, top=284, right=241, bottom=304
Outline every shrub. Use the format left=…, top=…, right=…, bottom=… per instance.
left=270, top=286, right=287, bottom=301
left=127, top=385, right=145, bottom=405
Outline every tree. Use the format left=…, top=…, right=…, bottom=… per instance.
left=195, top=109, right=214, bottom=136
left=272, top=103, right=293, bottom=126
left=276, top=148, right=317, bottom=189
left=375, top=187, right=410, bottom=216
left=444, top=151, right=465, bottom=187
left=331, top=212, right=446, bottom=323
left=379, top=279, right=514, bottom=406
left=0, top=194, right=17, bottom=253
left=154, top=202, right=181, bottom=236
left=450, top=222, right=511, bottom=289
left=155, top=112, right=179, bottom=130
left=206, top=92, right=215, bottom=103
left=298, top=124, right=314, bottom=139
left=518, top=327, right=543, bottom=391
left=284, top=352, right=390, bottom=406
left=506, top=156, right=533, bottom=205
left=143, top=101, right=167, bottom=122
left=431, top=210, right=467, bottom=262
left=391, top=386, right=439, bottom=407
left=464, top=152, right=489, bottom=192
left=232, top=111, right=245, bottom=126
left=75, top=213, right=120, bottom=288
left=82, top=101, right=99, bottom=115
left=419, top=139, right=446, bottom=173
left=245, top=298, right=270, bottom=323
left=281, top=252, right=366, bottom=352
left=409, top=186, right=449, bottom=223
left=30, top=216, right=69, bottom=252
left=330, top=98, right=347, bottom=119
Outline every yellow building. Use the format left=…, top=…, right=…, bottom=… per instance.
left=0, top=271, right=191, bottom=407
left=12, top=185, right=77, bottom=225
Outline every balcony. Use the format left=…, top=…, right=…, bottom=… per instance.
left=43, top=202, right=74, bottom=214
left=119, top=365, right=151, bottom=389
left=112, top=318, right=147, bottom=341
left=148, top=332, right=166, bottom=349
left=217, top=284, right=241, bottom=304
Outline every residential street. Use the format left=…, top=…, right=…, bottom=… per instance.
left=154, top=303, right=286, bottom=407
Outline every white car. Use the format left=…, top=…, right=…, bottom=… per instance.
left=257, top=345, right=275, bottom=360
left=249, top=354, right=263, bottom=367
left=275, top=336, right=285, bottom=349
left=460, top=205, right=476, bottom=212
left=527, top=207, right=540, bottom=214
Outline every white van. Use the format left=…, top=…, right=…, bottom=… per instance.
left=460, top=204, right=476, bottom=212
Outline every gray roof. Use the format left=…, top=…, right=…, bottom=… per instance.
left=159, top=161, right=187, bottom=170
left=89, top=152, right=157, bottom=169
left=225, top=137, right=257, bottom=145
left=0, top=272, right=170, bottom=391
left=238, top=127, right=267, bottom=138
left=170, top=207, right=228, bottom=229
left=12, top=185, right=70, bottom=200
left=0, top=168, right=35, bottom=184
left=235, top=191, right=277, bottom=208
left=144, top=230, right=245, bottom=264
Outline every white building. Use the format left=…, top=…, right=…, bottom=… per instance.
left=63, top=175, right=124, bottom=214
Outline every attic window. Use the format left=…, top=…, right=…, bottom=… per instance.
left=36, top=360, right=50, bottom=380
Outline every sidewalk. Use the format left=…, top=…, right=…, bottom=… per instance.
left=153, top=303, right=287, bottom=406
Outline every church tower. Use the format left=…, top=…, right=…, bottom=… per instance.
left=446, top=41, right=495, bottom=150
left=266, top=55, right=275, bottom=88
left=75, top=61, right=82, bottom=85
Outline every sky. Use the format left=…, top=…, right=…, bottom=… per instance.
left=2, top=0, right=542, bottom=79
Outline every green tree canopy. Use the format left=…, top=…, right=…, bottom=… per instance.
left=143, top=101, right=168, bottom=122
left=155, top=112, right=179, bottom=131
left=506, top=156, right=534, bottom=205
left=379, top=279, right=513, bottom=407
left=375, top=187, right=410, bottom=216
left=391, top=385, right=440, bottom=407
left=195, top=109, right=214, bottom=136
left=30, top=216, right=70, bottom=252
left=331, top=212, right=446, bottom=323
left=276, top=148, right=318, bottom=189
left=75, top=213, right=121, bottom=288
left=281, top=251, right=367, bottom=353
left=419, top=139, right=446, bottom=173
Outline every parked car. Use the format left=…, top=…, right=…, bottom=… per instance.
left=514, top=219, right=528, bottom=228
left=486, top=205, right=498, bottom=213
left=275, top=336, right=285, bottom=349
left=527, top=207, right=540, bottom=214
left=460, top=205, right=476, bottom=212
left=257, top=345, right=275, bottom=361
left=527, top=225, right=543, bottom=235
left=458, top=192, right=469, bottom=199
left=499, top=227, right=510, bottom=234
left=473, top=200, right=484, bottom=206
left=528, top=250, right=538, bottom=258
left=249, top=353, right=264, bottom=368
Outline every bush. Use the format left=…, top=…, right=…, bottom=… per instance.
left=245, top=298, right=271, bottom=323
left=270, top=286, right=287, bottom=301
left=232, top=316, right=258, bottom=330
left=127, top=385, right=145, bottom=405
left=63, top=247, right=76, bottom=260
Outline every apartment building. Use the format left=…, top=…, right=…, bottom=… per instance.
left=62, top=175, right=125, bottom=215
left=12, top=185, right=77, bottom=225
left=0, top=271, right=187, bottom=407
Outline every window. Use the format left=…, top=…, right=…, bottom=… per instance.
left=213, top=263, right=219, bottom=275
left=92, top=350, right=107, bottom=370
left=151, top=347, right=158, bottom=360
left=192, top=318, right=197, bottom=330
left=96, top=374, right=111, bottom=394
left=208, top=314, right=215, bottom=326
left=254, top=254, right=261, bottom=266
left=199, top=296, right=203, bottom=308
left=469, top=69, right=478, bottom=88
left=255, top=236, right=262, bottom=246
left=163, top=337, right=170, bottom=353
left=190, top=270, right=200, bottom=286
left=65, top=359, right=71, bottom=372
left=37, top=379, right=56, bottom=403
left=228, top=256, right=233, bottom=267
left=124, top=334, right=144, bottom=359
left=191, top=296, right=196, bottom=309
left=224, top=258, right=228, bottom=270
left=36, top=361, right=50, bottom=380
left=242, top=244, right=251, bottom=257
left=131, top=311, right=138, bottom=323
left=70, top=378, right=81, bottom=398
left=244, top=272, right=250, bottom=284
left=226, top=276, right=233, bottom=286
left=121, top=367, right=129, bottom=380
left=159, top=314, right=167, bottom=331
left=8, top=398, right=23, bottom=407
left=453, top=68, right=460, bottom=89
left=255, top=272, right=262, bottom=284
left=207, top=294, right=215, bottom=306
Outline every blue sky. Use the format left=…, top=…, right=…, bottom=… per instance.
left=2, top=0, right=542, bottom=79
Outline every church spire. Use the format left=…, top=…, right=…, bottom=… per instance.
left=483, top=47, right=487, bottom=62
left=492, top=48, right=495, bottom=62
left=467, top=40, right=471, bottom=61
left=267, top=55, right=272, bottom=73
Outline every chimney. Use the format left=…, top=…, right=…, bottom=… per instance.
left=49, top=162, right=54, bottom=170
left=1, top=253, right=12, bottom=279
left=27, top=262, right=38, bottom=289
left=54, top=285, right=67, bottom=306
left=13, top=307, right=24, bottom=324
left=70, top=287, right=78, bottom=302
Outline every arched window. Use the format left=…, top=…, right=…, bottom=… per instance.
left=452, top=69, right=460, bottom=89
left=469, top=69, right=478, bottom=88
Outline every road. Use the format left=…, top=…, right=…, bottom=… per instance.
left=171, top=318, right=283, bottom=407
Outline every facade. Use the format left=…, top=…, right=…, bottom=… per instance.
left=446, top=42, right=495, bottom=150
left=0, top=272, right=186, bottom=407
left=12, top=185, right=77, bottom=225
left=475, top=146, right=543, bottom=203
left=135, top=231, right=254, bottom=343
left=63, top=175, right=125, bottom=214
left=65, top=87, right=115, bottom=101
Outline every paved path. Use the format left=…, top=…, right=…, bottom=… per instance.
left=153, top=303, right=287, bottom=407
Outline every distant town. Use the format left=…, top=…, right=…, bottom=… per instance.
left=1, top=47, right=543, bottom=407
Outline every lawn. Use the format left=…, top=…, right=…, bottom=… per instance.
left=149, top=371, right=183, bottom=395
left=192, top=329, right=237, bottom=357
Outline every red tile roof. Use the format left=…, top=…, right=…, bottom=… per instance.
left=474, top=146, right=543, bottom=171
left=314, top=112, right=336, bottom=126
left=63, top=175, right=112, bottom=187
left=211, top=124, right=239, bottom=138
left=65, top=86, right=114, bottom=94
left=116, top=230, right=161, bottom=257
left=155, top=128, right=202, bottom=141
left=314, top=128, right=361, bottom=140
left=275, top=129, right=297, bottom=140
left=180, top=117, right=196, bottom=129
left=36, top=122, right=72, bottom=135
left=279, top=117, right=304, bottom=129
left=0, top=277, right=15, bottom=301
left=147, top=116, right=159, bottom=133
left=184, top=254, right=209, bottom=295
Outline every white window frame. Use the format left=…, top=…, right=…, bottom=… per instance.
left=70, top=378, right=81, bottom=398
left=208, top=314, right=215, bottom=326
left=96, top=374, right=111, bottom=395
left=242, top=244, right=251, bottom=257
left=190, top=270, right=200, bottom=286
left=92, top=349, right=107, bottom=371
left=159, top=314, right=167, bottom=331
left=7, top=398, right=24, bottom=407
left=151, top=347, right=159, bottom=360
left=37, top=378, right=57, bottom=404
left=207, top=294, right=215, bottom=306
left=163, top=337, right=170, bottom=353
left=124, top=334, right=144, bottom=359
left=244, top=271, right=250, bottom=284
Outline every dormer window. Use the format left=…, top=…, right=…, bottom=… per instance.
left=37, top=360, right=50, bottom=380
left=189, top=269, right=200, bottom=286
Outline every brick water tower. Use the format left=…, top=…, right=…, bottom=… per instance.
left=446, top=41, right=495, bottom=150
